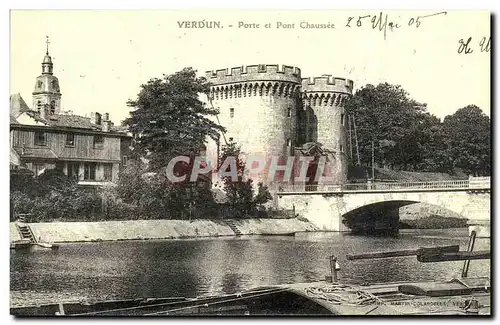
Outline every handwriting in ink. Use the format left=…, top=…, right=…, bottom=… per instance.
left=479, top=36, right=491, bottom=52
left=345, top=11, right=444, bottom=40
left=458, top=37, right=474, bottom=54
left=371, top=12, right=400, bottom=40
left=408, top=11, right=447, bottom=28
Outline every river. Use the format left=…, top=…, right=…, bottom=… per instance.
left=10, top=228, right=490, bottom=307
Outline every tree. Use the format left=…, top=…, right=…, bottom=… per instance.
left=441, top=105, right=490, bottom=176
left=344, top=83, right=434, bottom=171
left=123, top=67, right=225, bottom=171
left=116, top=159, right=148, bottom=206
left=10, top=169, right=102, bottom=222
left=218, top=141, right=272, bottom=218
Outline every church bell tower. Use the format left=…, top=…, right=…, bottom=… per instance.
left=32, top=36, right=61, bottom=118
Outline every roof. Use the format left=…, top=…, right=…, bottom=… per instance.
left=45, top=114, right=103, bottom=130
left=10, top=147, right=21, bottom=166
left=9, top=93, right=128, bottom=134
left=14, top=147, right=58, bottom=160
left=294, top=142, right=325, bottom=156
left=15, top=111, right=128, bottom=134
left=9, top=93, right=31, bottom=118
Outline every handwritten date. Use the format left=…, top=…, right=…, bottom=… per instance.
left=346, top=11, right=447, bottom=40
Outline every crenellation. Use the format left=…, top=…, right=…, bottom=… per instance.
left=301, top=76, right=353, bottom=94
left=206, top=64, right=302, bottom=85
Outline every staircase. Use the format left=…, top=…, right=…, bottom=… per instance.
left=225, top=220, right=242, bottom=236
left=17, top=223, right=37, bottom=244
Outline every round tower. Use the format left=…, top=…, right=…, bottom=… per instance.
left=205, top=64, right=302, bottom=186
left=301, top=75, right=354, bottom=185
left=32, top=36, right=61, bottom=118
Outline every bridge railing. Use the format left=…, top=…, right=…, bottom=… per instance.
left=276, top=177, right=490, bottom=193
left=341, top=180, right=470, bottom=191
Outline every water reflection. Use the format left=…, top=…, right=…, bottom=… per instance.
left=10, top=229, right=490, bottom=306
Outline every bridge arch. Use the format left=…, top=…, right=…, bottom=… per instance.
left=340, top=199, right=470, bottom=235
left=276, top=189, right=490, bottom=232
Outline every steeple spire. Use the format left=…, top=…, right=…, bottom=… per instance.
left=45, top=36, right=50, bottom=55
left=41, top=36, right=53, bottom=75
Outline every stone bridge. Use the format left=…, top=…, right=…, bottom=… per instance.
left=276, top=178, right=490, bottom=235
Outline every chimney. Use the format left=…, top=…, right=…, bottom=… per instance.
left=90, top=112, right=102, bottom=125
left=102, top=120, right=112, bottom=132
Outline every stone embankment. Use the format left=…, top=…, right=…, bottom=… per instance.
left=10, top=218, right=318, bottom=244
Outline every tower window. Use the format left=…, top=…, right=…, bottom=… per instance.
left=34, top=131, right=46, bottom=146
left=287, top=107, right=292, bottom=117
left=341, top=113, right=345, bottom=126
left=65, top=133, right=75, bottom=147
left=37, top=101, right=42, bottom=113
left=50, top=100, right=56, bottom=115
left=340, top=144, right=344, bottom=152
left=230, top=108, right=234, bottom=118
left=37, top=81, right=43, bottom=89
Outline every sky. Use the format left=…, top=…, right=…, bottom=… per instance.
left=10, top=10, right=490, bottom=125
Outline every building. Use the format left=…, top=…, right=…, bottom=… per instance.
left=204, top=64, right=353, bottom=190
left=10, top=40, right=131, bottom=186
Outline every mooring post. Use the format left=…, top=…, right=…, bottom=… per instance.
left=330, top=255, right=339, bottom=283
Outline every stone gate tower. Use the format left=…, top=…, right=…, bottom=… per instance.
left=301, top=76, right=353, bottom=185
left=204, top=64, right=353, bottom=189
left=205, top=64, right=302, bottom=185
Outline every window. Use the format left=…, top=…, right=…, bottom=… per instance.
left=37, top=81, right=43, bottom=89
left=287, top=139, right=292, bottom=146
left=103, top=164, right=113, bottom=181
left=34, top=131, right=46, bottom=146
left=341, top=113, right=345, bottom=126
left=50, top=100, right=56, bottom=115
left=122, top=156, right=128, bottom=166
left=230, top=108, right=234, bottom=118
left=67, top=162, right=80, bottom=179
left=37, top=101, right=42, bottom=113
left=287, top=107, right=292, bottom=117
left=84, top=163, right=96, bottom=180
left=93, top=135, right=104, bottom=149
left=65, top=133, right=75, bottom=147
left=340, top=144, right=344, bottom=153
left=33, top=163, right=45, bottom=176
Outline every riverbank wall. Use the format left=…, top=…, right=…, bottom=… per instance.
left=10, top=218, right=319, bottom=244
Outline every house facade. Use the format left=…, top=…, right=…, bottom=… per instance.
left=10, top=40, right=131, bottom=186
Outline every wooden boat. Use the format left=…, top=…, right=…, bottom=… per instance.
left=10, top=241, right=490, bottom=316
